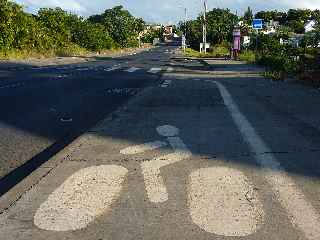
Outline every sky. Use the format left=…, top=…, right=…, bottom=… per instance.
left=15, top=0, right=320, bottom=24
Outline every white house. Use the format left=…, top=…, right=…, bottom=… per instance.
left=305, top=20, right=317, bottom=33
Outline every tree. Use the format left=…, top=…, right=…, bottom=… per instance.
left=243, top=7, right=253, bottom=25
left=205, top=8, right=238, bottom=44
left=88, top=5, right=145, bottom=48
left=141, top=27, right=164, bottom=43
left=182, top=8, right=237, bottom=49
left=255, top=11, right=287, bottom=24
left=285, top=9, right=313, bottom=33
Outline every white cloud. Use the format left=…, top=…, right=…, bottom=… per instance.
left=17, top=0, right=87, bottom=14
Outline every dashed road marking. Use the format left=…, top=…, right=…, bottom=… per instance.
left=166, top=67, right=174, bottom=72
left=60, top=117, right=73, bottom=123
left=104, top=66, right=121, bottom=72
left=76, top=68, right=90, bottom=71
left=214, top=81, right=320, bottom=240
left=34, top=165, right=128, bottom=232
left=125, top=67, right=140, bottom=73
left=148, top=67, right=162, bottom=74
left=188, top=167, right=264, bottom=237
left=0, top=82, right=25, bottom=89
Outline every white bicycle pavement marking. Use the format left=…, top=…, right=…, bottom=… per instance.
left=34, top=165, right=128, bottom=232
left=120, top=125, right=192, bottom=203
left=141, top=125, right=191, bottom=203
left=120, top=141, right=168, bottom=155
left=189, top=167, right=264, bottom=237
left=214, top=81, right=320, bottom=240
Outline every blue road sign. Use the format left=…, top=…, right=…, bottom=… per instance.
left=252, top=19, right=263, bottom=29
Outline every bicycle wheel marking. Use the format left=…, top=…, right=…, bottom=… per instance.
left=188, top=167, right=264, bottom=237
left=34, top=165, right=128, bottom=232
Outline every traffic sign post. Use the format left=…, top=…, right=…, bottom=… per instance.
left=252, top=19, right=263, bottom=30
left=252, top=19, right=263, bottom=52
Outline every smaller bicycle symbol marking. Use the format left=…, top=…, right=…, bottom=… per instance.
left=120, top=125, right=192, bottom=203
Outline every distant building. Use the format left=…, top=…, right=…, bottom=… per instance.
left=289, top=34, right=305, bottom=47
left=262, top=20, right=280, bottom=35
left=305, top=20, right=317, bottom=33
left=163, top=25, right=174, bottom=42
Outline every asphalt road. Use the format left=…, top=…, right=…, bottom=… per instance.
left=1, top=47, right=320, bottom=240
left=0, top=46, right=175, bottom=194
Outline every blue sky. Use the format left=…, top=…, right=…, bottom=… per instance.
left=15, top=0, right=320, bottom=24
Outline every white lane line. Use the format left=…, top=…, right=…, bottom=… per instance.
left=104, top=66, right=121, bottom=72
left=148, top=67, right=162, bottom=74
left=125, top=67, right=140, bottom=73
left=0, top=82, right=25, bottom=89
left=141, top=125, right=191, bottom=203
left=76, top=68, right=89, bottom=71
left=34, top=165, right=128, bottom=232
left=120, top=141, right=167, bottom=155
left=166, top=67, right=174, bottom=72
left=214, top=81, right=320, bottom=240
left=189, top=167, right=264, bottom=237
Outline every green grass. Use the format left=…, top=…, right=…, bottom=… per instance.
left=239, top=50, right=256, bottom=63
left=0, top=44, right=89, bottom=60
left=184, top=46, right=229, bottom=58
left=211, top=46, right=229, bottom=57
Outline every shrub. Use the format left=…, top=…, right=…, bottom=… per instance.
left=211, top=45, right=229, bottom=57
left=239, top=50, right=256, bottom=63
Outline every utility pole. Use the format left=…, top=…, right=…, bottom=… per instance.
left=202, top=0, right=207, bottom=54
left=183, top=8, right=187, bottom=52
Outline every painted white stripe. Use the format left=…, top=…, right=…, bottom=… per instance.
left=120, top=141, right=167, bottom=155
left=0, top=82, right=25, bottom=89
left=141, top=125, right=191, bottom=203
left=166, top=67, right=174, bottom=72
left=34, top=165, right=128, bottom=231
left=76, top=68, right=89, bottom=71
left=161, top=80, right=172, bottom=88
left=125, top=67, right=140, bottom=73
left=148, top=67, right=162, bottom=74
left=214, top=81, right=320, bottom=240
left=189, top=167, right=264, bottom=236
left=104, top=66, right=121, bottom=72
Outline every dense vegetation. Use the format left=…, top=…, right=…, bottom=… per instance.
left=180, top=8, right=238, bottom=50
left=0, top=0, right=145, bottom=57
left=181, top=7, right=320, bottom=84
